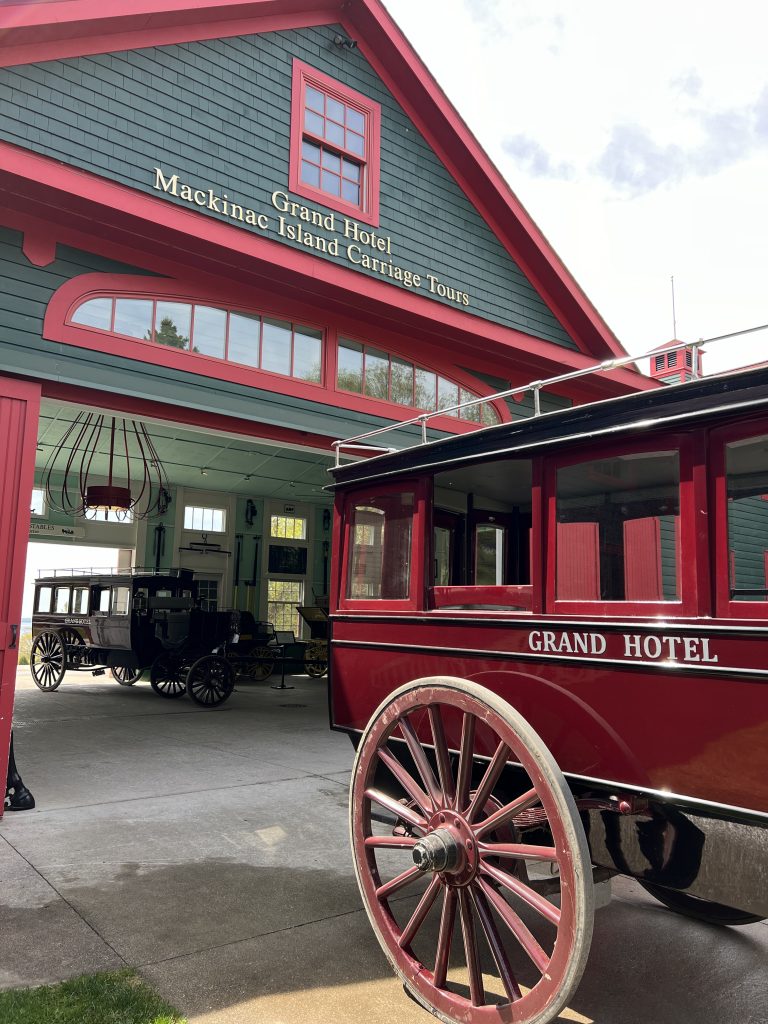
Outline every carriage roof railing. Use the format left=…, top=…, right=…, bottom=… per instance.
left=331, top=324, right=768, bottom=467
left=36, top=566, right=192, bottom=581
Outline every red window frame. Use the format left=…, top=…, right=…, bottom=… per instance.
left=335, top=337, right=504, bottom=425
left=545, top=435, right=700, bottom=616
left=289, top=59, right=381, bottom=227
left=337, top=479, right=427, bottom=613
left=428, top=458, right=543, bottom=614
left=711, top=416, right=768, bottom=619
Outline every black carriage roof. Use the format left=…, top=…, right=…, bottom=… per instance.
left=328, top=362, right=768, bottom=490
left=35, top=567, right=195, bottom=586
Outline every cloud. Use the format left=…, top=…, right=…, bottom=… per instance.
left=595, top=86, right=768, bottom=195
left=671, top=69, right=703, bottom=97
left=596, top=125, right=688, bottom=192
left=502, top=134, right=575, bottom=180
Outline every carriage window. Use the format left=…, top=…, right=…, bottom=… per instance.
left=71, top=588, right=89, bottom=614
left=346, top=491, right=414, bottom=600
left=112, top=587, right=130, bottom=615
left=726, top=434, right=768, bottom=601
left=432, top=459, right=532, bottom=594
left=36, top=587, right=52, bottom=613
left=95, top=588, right=111, bottom=613
left=556, top=450, right=680, bottom=602
left=54, top=588, right=71, bottom=614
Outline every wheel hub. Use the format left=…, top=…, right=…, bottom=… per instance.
left=412, top=828, right=460, bottom=873
left=412, top=812, right=479, bottom=886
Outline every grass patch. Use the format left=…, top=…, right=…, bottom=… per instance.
left=0, top=969, right=187, bottom=1024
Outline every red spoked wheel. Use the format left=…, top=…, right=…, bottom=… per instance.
left=350, top=677, right=594, bottom=1024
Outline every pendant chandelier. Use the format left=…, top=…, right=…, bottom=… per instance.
left=42, top=413, right=171, bottom=521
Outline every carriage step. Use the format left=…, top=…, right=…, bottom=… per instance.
left=91, top=668, right=106, bottom=676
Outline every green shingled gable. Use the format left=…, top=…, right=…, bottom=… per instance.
left=0, top=23, right=577, bottom=349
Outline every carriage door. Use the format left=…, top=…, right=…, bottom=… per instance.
left=0, top=378, right=41, bottom=808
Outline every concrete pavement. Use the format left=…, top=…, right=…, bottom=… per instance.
left=1, top=667, right=766, bottom=1023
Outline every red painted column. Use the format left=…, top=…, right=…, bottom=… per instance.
left=0, top=376, right=40, bottom=816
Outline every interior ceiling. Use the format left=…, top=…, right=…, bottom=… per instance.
left=36, top=400, right=335, bottom=503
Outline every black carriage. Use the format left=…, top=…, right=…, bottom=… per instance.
left=29, top=567, right=243, bottom=707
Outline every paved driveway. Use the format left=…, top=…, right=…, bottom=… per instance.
left=1, top=669, right=766, bottom=1023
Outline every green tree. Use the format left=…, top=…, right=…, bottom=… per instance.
left=149, top=317, right=189, bottom=349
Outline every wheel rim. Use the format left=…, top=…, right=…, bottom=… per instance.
left=187, top=657, right=234, bottom=706
left=113, top=666, right=141, bottom=685
left=30, top=633, right=66, bottom=690
left=350, top=677, right=593, bottom=1024
left=151, top=656, right=187, bottom=698
left=304, top=642, right=328, bottom=677
left=249, top=648, right=274, bottom=681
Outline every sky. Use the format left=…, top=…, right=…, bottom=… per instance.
left=20, top=544, right=121, bottom=624
left=384, top=0, right=768, bottom=375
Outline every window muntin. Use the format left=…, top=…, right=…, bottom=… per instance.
left=36, top=586, right=52, bottom=614
left=184, top=506, right=226, bottom=533
left=270, top=515, right=308, bottom=540
left=291, top=60, right=380, bottom=224
left=268, top=579, right=304, bottom=634
left=346, top=491, right=414, bottom=601
left=67, top=297, right=324, bottom=386
left=196, top=579, right=219, bottom=612
left=337, top=338, right=500, bottom=424
left=555, top=450, right=680, bottom=602
left=726, top=433, right=768, bottom=602
left=300, top=78, right=368, bottom=205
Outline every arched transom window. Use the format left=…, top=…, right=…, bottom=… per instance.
left=337, top=338, right=501, bottom=424
left=70, top=295, right=323, bottom=384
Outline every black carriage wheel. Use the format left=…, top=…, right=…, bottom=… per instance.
left=30, top=632, right=66, bottom=691
left=639, top=880, right=765, bottom=926
left=186, top=655, right=235, bottom=707
left=150, top=653, right=188, bottom=699
left=58, top=627, right=85, bottom=669
left=111, top=666, right=143, bottom=686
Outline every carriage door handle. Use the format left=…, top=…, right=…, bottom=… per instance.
left=9, top=624, right=18, bottom=649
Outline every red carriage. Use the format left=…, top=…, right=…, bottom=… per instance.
left=328, top=348, right=768, bottom=1024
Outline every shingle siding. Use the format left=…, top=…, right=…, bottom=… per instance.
left=0, top=24, right=577, bottom=350
left=0, top=227, right=446, bottom=445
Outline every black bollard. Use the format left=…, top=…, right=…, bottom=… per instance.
left=4, top=731, right=35, bottom=812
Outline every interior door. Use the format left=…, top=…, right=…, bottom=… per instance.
left=0, top=377, right=41, bottom=812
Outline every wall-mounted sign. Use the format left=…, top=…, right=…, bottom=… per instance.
left=284, top=504, right=296, bottom=514
left=29, top=523, right=85, bottom=540
left=153, top=168, right=471, bottom=308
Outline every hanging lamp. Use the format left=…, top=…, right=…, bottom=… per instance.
left=42, top=412, right=171, bottom=521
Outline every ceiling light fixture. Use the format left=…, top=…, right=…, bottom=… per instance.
left=42, top=412, right=171, bottom=521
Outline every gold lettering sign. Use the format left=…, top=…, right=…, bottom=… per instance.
left=152, top=168, right=470, bottom=307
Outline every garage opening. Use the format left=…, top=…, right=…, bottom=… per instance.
left=21, top=397, right=335, bottom=699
